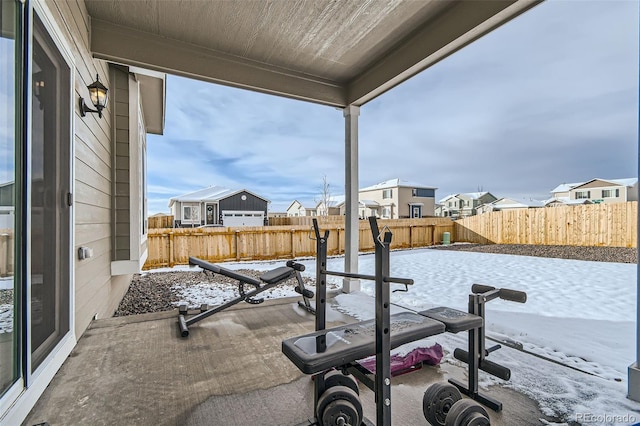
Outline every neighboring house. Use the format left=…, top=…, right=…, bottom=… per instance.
left=438, top=192, right=498, bottom=218
left=337, top=199, right=381, bottom=219
left=358, top=179, right=437, bottom=219
left=286, top=200, right=317, bottom=217
left=268, top=211, right=287, bottom=218
left=476, top=198, right=544, bottom=213
left=544, top=198, right=593, bottom=207
left=550, top=178, right=639, bottom=204
left=316, top=195, right=344, bottom=216
left=169, top=186, right=269, bottom=227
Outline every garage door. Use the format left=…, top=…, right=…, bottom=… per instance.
left=222, top=210, right=264, bottom=227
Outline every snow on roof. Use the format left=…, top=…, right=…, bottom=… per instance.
left=286, top=200, right=316, bottom=211
left=551, top=182, right=583, bottom=193
left=438, top=194, right=459, bottom=203
left=552, top=178, right=637, bottom=193
left=459, top=191, right=490, bottom=200
left=494, top=197, right=545, bottom=208
left=544, top=197, right=593, bottom=206
left=336, top=199, right=381, bottom=208
left=169, top=186, right=269, bottom=207
left=360, top=178, right=436, bottom=191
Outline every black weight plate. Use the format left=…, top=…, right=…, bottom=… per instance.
left=321, top=399, right=361, bottom=426
left=323, top=370, right=360, bottom=396
left=445, top=399, right=490, bottom=426
left=316, top=385, right=362, bottom=425
left=423, top=382, right=462, bottom=426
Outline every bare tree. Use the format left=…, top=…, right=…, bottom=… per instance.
left=315, top=175, right=331, bottom=216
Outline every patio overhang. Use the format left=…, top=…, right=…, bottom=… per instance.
left=86, top=0, right=542, bottom=108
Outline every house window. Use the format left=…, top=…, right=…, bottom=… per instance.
left=383, top=189, right=392, bottom=199
left=183, top=205, right=200, bottom=222
left=602, top=189, right=619, bottom=198
left=412, top=188, right=435, bottom=197
left=575, top=191, right=591, bottom=199
left=382, top=207, right=391, bottom=218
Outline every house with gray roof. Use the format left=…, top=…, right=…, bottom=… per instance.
left=169, top=186, right=270, bottom=227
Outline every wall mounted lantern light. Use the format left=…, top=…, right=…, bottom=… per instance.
left=79, top=74, right=108, bottom=118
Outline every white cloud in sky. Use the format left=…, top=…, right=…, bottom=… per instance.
left=147, top=0, right=638, bottom=214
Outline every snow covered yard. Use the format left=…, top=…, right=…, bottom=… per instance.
left=152, top=248, right=640, bottom=425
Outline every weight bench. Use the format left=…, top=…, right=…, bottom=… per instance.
left=282, top=217, right=527, bottom=426
left=178, top=256, right=314, bottom=337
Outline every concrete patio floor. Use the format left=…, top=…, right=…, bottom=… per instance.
left=24, top=296, right=551, bottom=425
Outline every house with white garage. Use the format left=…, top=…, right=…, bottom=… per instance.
left=169, top=186, right=269, bottom=227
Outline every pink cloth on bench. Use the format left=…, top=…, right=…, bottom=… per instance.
left=358, top=344, right=444, bottom=376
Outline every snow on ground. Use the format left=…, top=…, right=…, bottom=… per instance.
left=154, top=249, right=640, bottom=424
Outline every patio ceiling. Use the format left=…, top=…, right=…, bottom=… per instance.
left=86, top=0, right=542, bottom=107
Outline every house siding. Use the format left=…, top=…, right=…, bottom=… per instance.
left=219, top=191, right=268, bottom=217
left=112, top=65, right=131, bottom=261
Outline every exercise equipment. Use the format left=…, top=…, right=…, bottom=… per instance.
left=178, top=256, right=314, bottom=337
left=282, top=217, right=527, bottom=425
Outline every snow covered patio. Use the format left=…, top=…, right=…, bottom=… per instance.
left=25, top=248, right=640, bottom=424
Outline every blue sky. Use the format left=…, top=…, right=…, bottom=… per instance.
left=147, top=0, right=639, bottom=214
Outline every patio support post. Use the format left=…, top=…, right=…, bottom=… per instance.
left=343, top=105, right=360, bottom=293
left=629, top=111, right=640, bottom=401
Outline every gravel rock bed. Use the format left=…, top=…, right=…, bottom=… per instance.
left=114, top=245, right=636, bottom=317
left=114, top=269, right=313, bottom=317
left=428, top=243, right=637, bottom=263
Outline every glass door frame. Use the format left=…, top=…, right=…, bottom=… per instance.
left=25, top=0, right=76, bottom=387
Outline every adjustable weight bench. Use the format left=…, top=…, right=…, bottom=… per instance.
left=282, top=217, right=527, bottom=426
left=178, top=256, right=314, bottom=337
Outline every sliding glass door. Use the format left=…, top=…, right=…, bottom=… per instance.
left=30, top=12, right=70, bottom=372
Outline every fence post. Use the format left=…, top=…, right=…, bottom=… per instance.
left=235, top=230, right=241, bottom=261
left=169, top=232, right=174, bottom=267
left=337, top=227, right=341, bottom=254
left=291, top=229, right=295, bottom=258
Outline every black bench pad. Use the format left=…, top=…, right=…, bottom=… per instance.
left=419, top=307, right=482, bottom=333
left=189, top=257, right=262, bottom=285
left=282, top=312, right=445, bottom=374
left=259, top=266, right=294, bottom=284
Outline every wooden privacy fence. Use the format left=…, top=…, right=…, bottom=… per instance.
left=455, top=202, right=637, bottom=247
left=268, top=216, right=347, bottom=226
left=148, top=215, right=174, bottom=229
left=144, top=218, right=455, bottom=269
left=0, top=231, right=13, bottom=277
